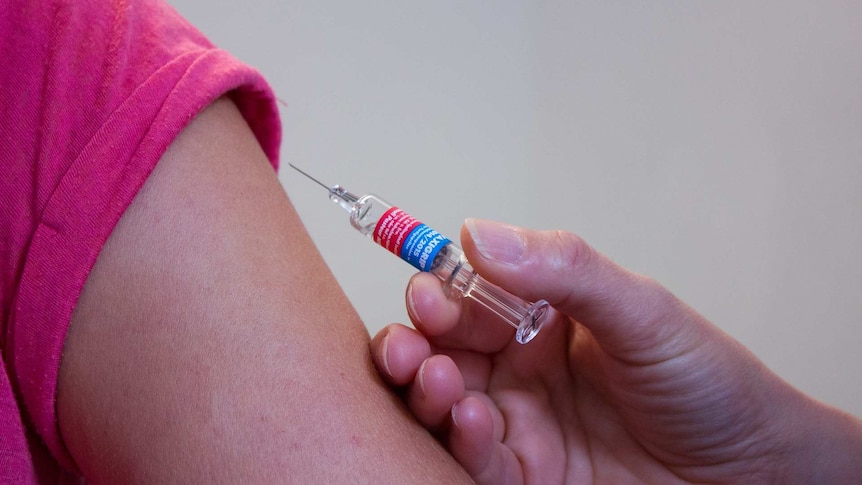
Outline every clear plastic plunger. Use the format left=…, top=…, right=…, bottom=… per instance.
left=329, top=186, right=550, bottom=344
left=429, top=243, right=550, bottom=343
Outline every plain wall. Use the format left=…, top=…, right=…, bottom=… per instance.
left=168, top=1, right=862, bottom=417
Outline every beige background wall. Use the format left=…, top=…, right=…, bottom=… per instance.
left=168, top=1, right=862, bottom=417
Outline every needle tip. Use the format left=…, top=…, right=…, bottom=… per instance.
left=287, top=163, right=331, bottom=191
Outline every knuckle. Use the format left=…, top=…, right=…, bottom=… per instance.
left=548, top=230, right=592, bottom=274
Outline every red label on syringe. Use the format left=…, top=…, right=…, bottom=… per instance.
left=373, top=207, right=451, bottom=272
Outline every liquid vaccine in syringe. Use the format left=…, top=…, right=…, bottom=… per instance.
left=290, top=164, right=550, bottom=344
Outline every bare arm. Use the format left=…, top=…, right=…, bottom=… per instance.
left=57, top=98, right=472, bottom=483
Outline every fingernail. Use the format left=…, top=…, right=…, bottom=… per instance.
left=380, top=332, right=392, bottom=377
left=416, top=360, right=427, bottom=398
left=406, top=283, right=418, bottom=320
left=450, top=401, right=460, bottom=428
left=465, top=218, right=526, bottom=264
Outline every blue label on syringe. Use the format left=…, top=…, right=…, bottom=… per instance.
left=374, top=207, right=451, bottom=272
left=401, top=224, right=450, bottom=271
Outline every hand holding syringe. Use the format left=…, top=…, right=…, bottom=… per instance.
left=289, top=164, right=550, bottom=344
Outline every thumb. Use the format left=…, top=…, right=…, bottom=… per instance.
left=461, top=218, right=701, bottom=358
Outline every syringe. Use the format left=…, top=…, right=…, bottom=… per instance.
left=289, top=164, right=550, bottom=344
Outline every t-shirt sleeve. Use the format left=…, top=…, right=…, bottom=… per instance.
left=0, top=0, right=281, bottom=473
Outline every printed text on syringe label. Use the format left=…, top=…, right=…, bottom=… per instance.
left=373, top=207, right=451, bottom=272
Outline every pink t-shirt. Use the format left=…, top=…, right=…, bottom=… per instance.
left=0, top=0, right=281, bottom=482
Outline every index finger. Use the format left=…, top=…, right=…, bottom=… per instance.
left=407, top=272, right=513, bottom=353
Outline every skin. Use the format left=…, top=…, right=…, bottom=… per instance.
left=57, top=98, right=473, bottom=484
left=371, top=218, right=862, bottom=484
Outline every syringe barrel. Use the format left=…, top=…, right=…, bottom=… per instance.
left=348, top=194, right=549, bottom=344
left=349, top=194, right=451, bottom=272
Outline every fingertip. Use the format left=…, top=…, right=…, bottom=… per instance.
left=461, top=219, right=596, bottom=297
left=407, top=354, right=465, bottom=429
left=449, top=395, right=495, bottom=478
left=371, top=323, right=431, bottom=386
left=462, top=218, right=527, bottom=266
left=450, top=396, right=492, bottom=436
left=406, top=273, right=461, bottom=337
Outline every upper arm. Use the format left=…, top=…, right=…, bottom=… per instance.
left=57, top=98, right=471, bottom=483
